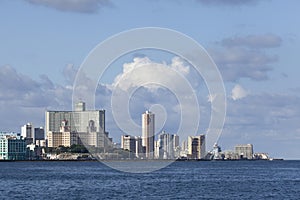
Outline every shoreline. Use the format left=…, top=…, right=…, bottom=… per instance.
left=0, top=158, right=286, bottom=162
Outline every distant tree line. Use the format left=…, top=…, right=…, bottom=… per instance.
left=45, top=144, right=89, bottom=154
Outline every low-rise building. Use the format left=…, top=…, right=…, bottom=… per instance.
left=235, top=144, right=254, bottom=159
left=121, top=135, right=143, bottom=158
left=0, top=133, right=26, bottom=160
left=47, top=120, right=77, bottom=148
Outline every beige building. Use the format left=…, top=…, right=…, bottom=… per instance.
left=188, top=135, right=206, bottom=159
left=45, top=102, right=108, bottom=148
left=47, top=120, right=77, bottom=148
left=235, top=144, right=253, bottom=159
left=142, top=111, right=155, bottom=159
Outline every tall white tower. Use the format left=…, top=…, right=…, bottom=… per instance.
left=142, top=110, right=155, bottom=159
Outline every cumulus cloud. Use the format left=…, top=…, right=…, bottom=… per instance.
left=231, top=84, right=248, bottom=100
left=25, top=0, right=112, bottom=13
left=112, top=57, right=190, bottom=91
left=108, top=56, right=204, bottom=138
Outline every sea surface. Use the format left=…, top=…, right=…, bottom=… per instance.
left=0, top=160, right=299, bottom=199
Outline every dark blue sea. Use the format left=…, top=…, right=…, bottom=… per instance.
left=0, top=160, right=299, bottom=199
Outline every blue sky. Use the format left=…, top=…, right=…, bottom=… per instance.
left=1, top=0, right=300, bottom=159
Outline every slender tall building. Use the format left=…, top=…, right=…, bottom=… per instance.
left=142, top=111, right=155, bottom=159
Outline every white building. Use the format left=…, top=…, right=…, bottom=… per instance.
left=156, top=131, right=179, bottom=159
left=0, top=133, right=26, bottom=160
left=142, top=111, right=155, bottom=159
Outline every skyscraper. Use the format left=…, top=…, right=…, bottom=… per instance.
left=142, top=110, right=155, bottom=159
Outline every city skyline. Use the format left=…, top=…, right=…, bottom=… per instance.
left=0, top=1, right=300, bottom=159
left=0, top=104, right=270, bottom=161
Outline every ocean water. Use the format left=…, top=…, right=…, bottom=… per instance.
left=0, top=160, right=299, bottom=199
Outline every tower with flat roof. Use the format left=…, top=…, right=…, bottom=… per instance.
left=142, top=110, right=155, bottom=159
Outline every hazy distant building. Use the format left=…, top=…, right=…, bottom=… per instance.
left=34, top=127, right=45, bottom=147
left=121, top=135, right=136, bottom=152
left=212, top=143, right=222, bottom=160
left=34, top=127, right=45, bottom=141
left=45, top=102, right=108, bottom=148
left=253, top=152, right=269, bottom=160
left=142, top=111, right=155, bottom=159
left=223, top=150, right=238, bottom=160
left=0, top=133, right=26, bottom=160
left=75, top=101, right=86, bottom=112
left=235, top=144, right=253, bottom=159
left=79, top=120, right=106, bottom=148
left=21, top=123, right=34, bottom=145
left=121, top=135, right=143, bottom=158
left=188, top=135, right=206, bottom=159
left=180, top=140, right=188, bottom=157
left=156, top=131, right=179, bottom=159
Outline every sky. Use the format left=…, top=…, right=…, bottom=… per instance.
left=0, top=0, right=300, bottom=159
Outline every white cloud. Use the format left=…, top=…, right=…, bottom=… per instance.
left=112, top=56, right=191, bottom=92
left=231, top=84, right=248, bottom=100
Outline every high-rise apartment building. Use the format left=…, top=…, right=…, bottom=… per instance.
left=142, top=111, right=155, bottom=159
left=235, top=144, right=253, bottom=159
left=188, top=135, right=206, bottom=159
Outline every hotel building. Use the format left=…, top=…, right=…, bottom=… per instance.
left=45, top=102, right=109, bottom=148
